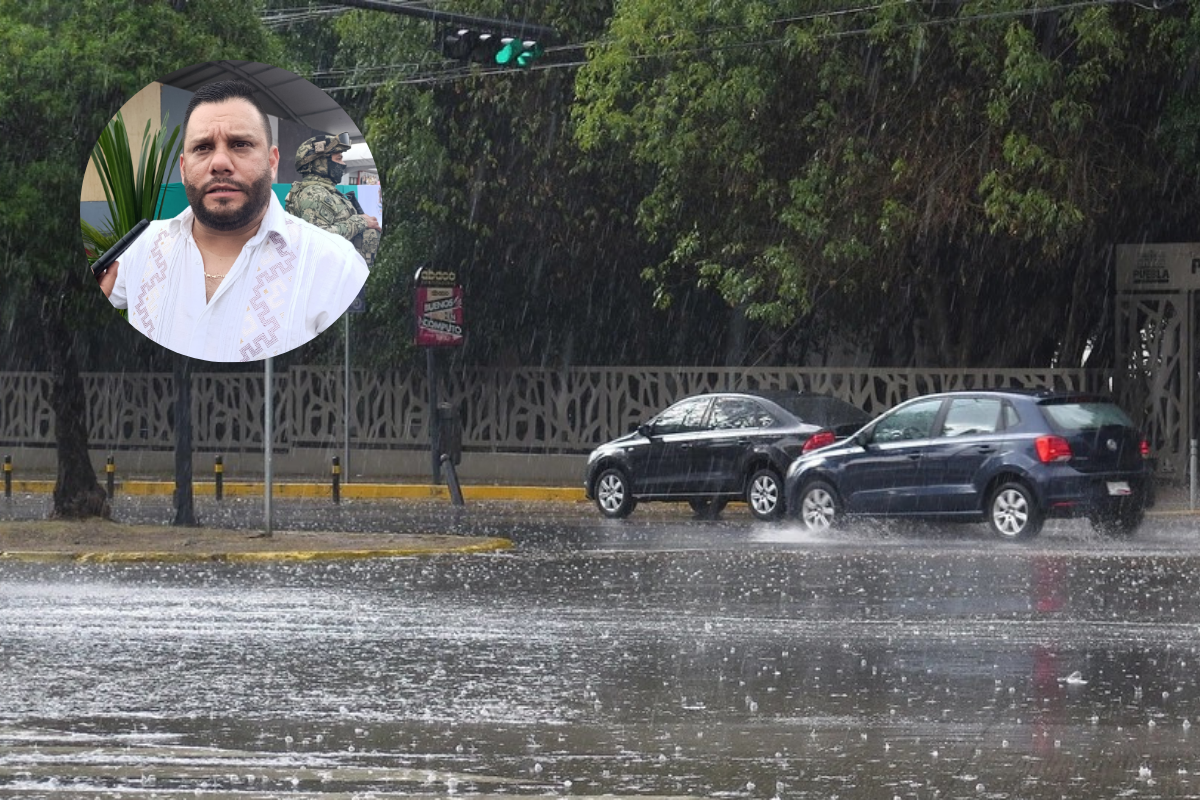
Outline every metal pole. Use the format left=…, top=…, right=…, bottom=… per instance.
left=325, top=0, right=560, bottom=41
left=264, top=357, right=273, bottom=538
left=215, top=455, right=224, bottom=501
left=1191, top=439, right=1197, bottom=512
left=105, top=455, right=115, bottom=500
left=344, top=314, right=351, bottom=484
left=427, top=347, right=441, bottom=484
left=3, top=455, right=11, bottom=499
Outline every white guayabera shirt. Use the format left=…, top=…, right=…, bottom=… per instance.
left=107, top=193, right=368, bottom=362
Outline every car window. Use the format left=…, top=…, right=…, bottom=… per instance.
left=652, top=397, right=711, bottom=435
left=940, top=398, right=1002, bottom=437
left=872, top=399, right=943, bottom=442
left=710, top=398, right=778, bottom=430
left=771, top=395, right=869, bottom=427
left=1003, top=403, right=1021, bottom=429
left=1040, top=401, right=1134, bottom=432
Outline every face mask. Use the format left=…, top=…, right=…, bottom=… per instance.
left=328, top=161, right=346, bottom=183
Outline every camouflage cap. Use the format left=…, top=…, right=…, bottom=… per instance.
left=294, top=132, right=352, bottom=170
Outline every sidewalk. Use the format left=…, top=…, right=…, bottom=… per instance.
left=4, top=478, right=588, bottom=503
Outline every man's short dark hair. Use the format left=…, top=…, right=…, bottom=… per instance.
left=183, top=80, right=273, bottom=147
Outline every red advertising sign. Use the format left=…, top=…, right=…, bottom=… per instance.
left=415, top=267, right=465, bottom=345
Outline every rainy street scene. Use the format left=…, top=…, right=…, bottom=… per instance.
left=9, top=1, right=1200, bottom=799
left=3, top=495, right=1200, bottom=798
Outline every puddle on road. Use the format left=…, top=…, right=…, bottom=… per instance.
left=3, top=551, right=1200, bottom=798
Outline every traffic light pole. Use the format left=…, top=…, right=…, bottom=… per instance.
left=325, top=0, right=559, bottom=42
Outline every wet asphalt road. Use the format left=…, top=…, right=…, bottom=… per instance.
left=2, top=494, right=1200, bottom=798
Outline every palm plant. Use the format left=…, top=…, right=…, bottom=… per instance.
left=81, top=110, right=182, bottom=263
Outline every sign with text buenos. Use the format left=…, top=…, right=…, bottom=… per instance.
left=414, top=265, right=464, bottom=347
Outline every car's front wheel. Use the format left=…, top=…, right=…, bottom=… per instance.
left=796, top=480, right=841, bottom=532
left=594, top=467, right=637, bottom=519
left=988, top=481, right=1043, bottom=540
left=746, top=468, right=784, bottom=521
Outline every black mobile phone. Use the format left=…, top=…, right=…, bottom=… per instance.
left=90, top=218, right=150, bottom=279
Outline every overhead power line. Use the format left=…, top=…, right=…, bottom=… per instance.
left=289, top=0, right=1159, bottom=90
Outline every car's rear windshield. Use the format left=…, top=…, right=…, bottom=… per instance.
left=1040, top=401, right=1134, bottom=432
left=771, top=396, right=869, bottom=427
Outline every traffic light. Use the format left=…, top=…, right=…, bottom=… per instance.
left=440, top=28, right=544, bottom=68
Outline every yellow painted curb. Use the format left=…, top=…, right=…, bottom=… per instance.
left=8, top=480, right=585, bottom=503
left=0, top=537, right=513, bottom=564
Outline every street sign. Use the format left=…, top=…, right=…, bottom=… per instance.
left=414, top=266, right=464, bottom=347
left=348, top=286, right=367, bottom=314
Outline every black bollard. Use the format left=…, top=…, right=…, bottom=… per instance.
left=214, top=455, right=224, bottom=501
left=332, top=455, right=341, bottom=504
left=105, top=455, right=115, bottom=499
left=3, top=455, right=10, bottom=499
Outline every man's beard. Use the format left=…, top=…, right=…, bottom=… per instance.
left=185, top=168, right=274, bottom=232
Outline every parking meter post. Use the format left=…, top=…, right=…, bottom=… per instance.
left=3, top=455, right=10, bottom=499
left=441, top=454, right=465, bottom=507
left=105, top=455, right=115, bottom=500
left=214, top=455, right=224, bottom=501
left=332, top=456, right=341, bottom=504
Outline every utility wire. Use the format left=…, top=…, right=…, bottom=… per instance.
left=308, top=0, right=1148, bottom=90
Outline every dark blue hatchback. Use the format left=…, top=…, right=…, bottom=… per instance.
left=784, top=390, right=1154, bottom=539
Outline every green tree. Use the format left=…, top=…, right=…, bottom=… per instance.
left=0, top=0, right=281, bottom=518
left=282, top=1, right=743, bottom=370
left=574, top=0, right=1200, bottom=367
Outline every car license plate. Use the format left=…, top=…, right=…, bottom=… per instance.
left=1106, top=481, right=1132, bottom=496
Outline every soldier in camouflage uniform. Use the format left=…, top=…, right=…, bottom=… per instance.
left=285, top=133, right=381, bottom=266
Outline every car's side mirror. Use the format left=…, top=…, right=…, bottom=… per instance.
left=854, top=430, right=873, bottom=449
left=638, top=423, right=654, bottom=438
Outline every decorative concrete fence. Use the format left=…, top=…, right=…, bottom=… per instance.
left=2, top=366, right=1110, bottom=456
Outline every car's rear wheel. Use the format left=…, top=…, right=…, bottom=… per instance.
left=594, top=468, right=637, bottom=519
left=988, top=481, right=1043, bottom=540
left=746, top=468, right=784, bottom=521
left=797, top=480, right=841, bottom=532
left=688, top=498, right=729, bottom=519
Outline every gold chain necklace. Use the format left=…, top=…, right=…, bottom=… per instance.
left=204, top=272, right=225, bottom=280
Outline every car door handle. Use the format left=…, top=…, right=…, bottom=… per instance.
left=975, top=446, right=996, bottom=454
left=907, top=454, right=921, bottom=461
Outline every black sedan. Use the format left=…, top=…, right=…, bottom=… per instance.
left=584, top=391, right=870, bottom=520
left=785, top=389, right=1154, bottom=539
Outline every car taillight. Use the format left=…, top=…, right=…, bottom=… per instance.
left=1035, top=435, right=1073, bottom=463
left=1140, top=439, right=1151, bottom=458
left=803, top=430, right=837, bottom=453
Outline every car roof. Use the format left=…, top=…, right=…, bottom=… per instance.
left=934, top=388, right=1113, bottom=403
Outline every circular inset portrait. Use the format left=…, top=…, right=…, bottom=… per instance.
left=80, top=61, right=380, bottom=362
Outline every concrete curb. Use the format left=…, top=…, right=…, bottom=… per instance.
left=0, top=536, right=514, bottom=564
left=7, top=480, right=587, bottom=503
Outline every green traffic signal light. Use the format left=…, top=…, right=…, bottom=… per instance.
left=494, top=37, right=543, bottom=68
left=516, top=41, right=544, bottom=67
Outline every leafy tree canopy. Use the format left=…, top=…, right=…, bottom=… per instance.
left=574, top=0, right=1200, bottom=366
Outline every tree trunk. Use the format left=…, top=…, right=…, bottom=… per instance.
left=172, top=353, right=197, bottom=526
left=42, top=287, right=109, bottom=520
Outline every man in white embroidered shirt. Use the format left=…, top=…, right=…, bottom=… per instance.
left=98, top=80, right=369, bottom=362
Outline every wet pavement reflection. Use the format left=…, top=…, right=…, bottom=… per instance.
left=2, top=497, right=1200, bottom=797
